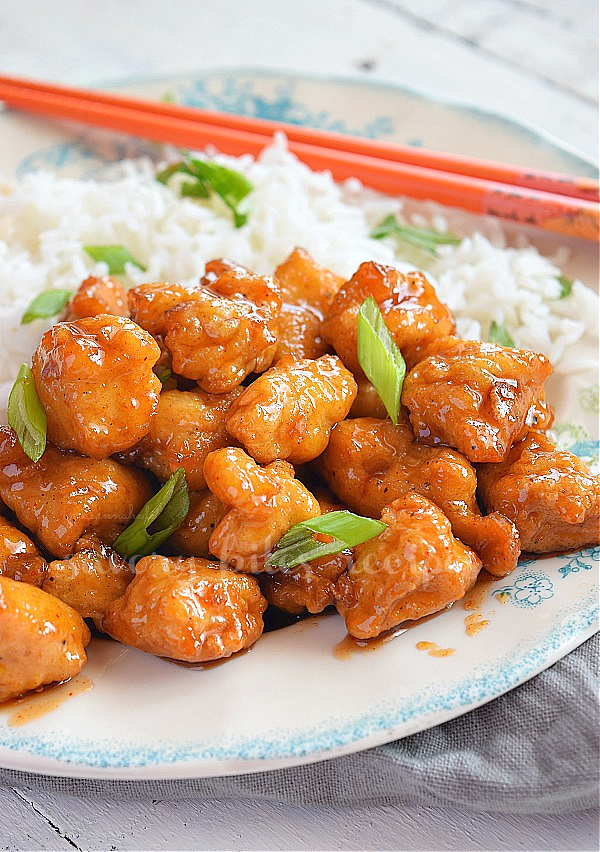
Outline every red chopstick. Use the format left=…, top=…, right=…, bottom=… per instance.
left=1, top=74, right=597, bottom=204
left=0, top=75, right=598, bottom=241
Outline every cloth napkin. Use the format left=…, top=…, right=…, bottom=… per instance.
left=1, top=633, right=598, bottom=814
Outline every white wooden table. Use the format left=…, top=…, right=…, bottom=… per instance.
left=0, top=1, right=598, bottom=849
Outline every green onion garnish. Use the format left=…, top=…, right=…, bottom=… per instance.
left=267, top=510, right=386, bottom=571
left=113, top=468, right=190, bottom=559
left=557, top=274, right=573, bottom=299
left=488, top=320, right=515, bottom=348
left=157, top=156, right=253, bottom=227
left=83, top=245, right=146, bottom=275
left=156, top=368, right=172, bottom=386
left=357, top=296, right=406, bottom=426
left=21, top=289, right=72, bottom=324
left=370, top=214, right=461, bottom=256
left=7, top=364, right=47, bottom=463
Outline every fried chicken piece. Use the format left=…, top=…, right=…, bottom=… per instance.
left=102, top=556, right=267, bottom=663
left=200, top=258, right=251, bottom=286
left=32, top=314, right=161, bottom=459
left=335, top=494, right=481, bottom=639
left=259, top=551, right=352, bottom=615
left=349, top=380, right=388, bottom=419
left=275, top=304, right=327, bottom=361
left=321, top=262, right=455, bottom=374
left=0, top=515, right=47, bottom=586
left=0, top=427, right=152, bottom=558
left=0, top=576, right=90, bottom=701
left=273, top=248, right=344, bottom=361
left=402, top=337, right=552, bottom=463
left=258, top=480, right=352, bottom=614
left=169, top=490, right=227, bottom=558
left=164, top=271, right=281, bottom=393
left=128, top=282, right=202, bottom=336
left=478, top=431, right=600, bottom=553
left=204, top=447, right=321, bottom=572
left=226, top=354, right=357, bottom=464
left=119, top=387, right=243, bottom=490
left=42, top=535, right=134, bottom=620
left=320, top=417, right=519, bottom=577
left=64, top=275, right=128, bottom=320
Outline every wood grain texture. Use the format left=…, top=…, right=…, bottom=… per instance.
left=2, top=791, right=599, bottom=851
left=0, top=0, right=597, bottom=849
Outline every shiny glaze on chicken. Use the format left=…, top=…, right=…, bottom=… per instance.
left=0, top=427, right=152, bottom=558
left=320, top=416, right=519, bottom=577
left=402, top=337, right=553, bottom=463
left=478, top=431, right=600, bottom=552
left=32, top=314, right=162, bottom=459
left=226, top=354, right=357, bottom=464
left=321, top=262, right=455, bottom=374
left=120, top=387, right=243, bottom=490
left=204, top=447, right=321, bottom=572
left=165, top=271, right=281, bottom=392
left=0, top=576, right=90, bottom=701
left=335, top=494, right=481, bottom=639
left=1, top=247, right=597, bottom=698
left=103, top=556, right=267, bottom=663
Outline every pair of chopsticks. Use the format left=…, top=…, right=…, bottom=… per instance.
left=0, top=75, right=598, bottom=241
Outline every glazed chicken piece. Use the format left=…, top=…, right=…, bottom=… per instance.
left=402, top=337, right=553, bottom=463
left=204, top=447, right=321, bottom=572
left=200, top=257, right=251, bottom=286
left=0, top=427, right=152, bottom=558
left=273, top=248, right=344, bottom=361
left=320, top=417, right=519, bottom=577
left=258, top=486, right=351, bottom=615
left=321, top=262, right=455, bottom=374
left=119, top=387, right=243, bottom=490
left=127, top=282, right=202, bottom=337
left=0, top=515, right=47, bottom=586
left=478, top=431, right=600, bottom=552
left=103, top=555, right=267, bottom=663
left=226, top=354, right=357, bottom=464
left=0, top=576, right=90, bottom=701
left=335, top=494, right=481, bottom=639
left=32, top=314, right=162, bottom=459
left=164, top=271, right=281, bottom=393
left=42, top=535, right=134, bottom=620
left=64, top=275, right=128, bottom=320
left=349, top=380, right=388, bottom=419
left=259, top=551, right=352, bottom=615
left=169, top=490, right=227, bottom=558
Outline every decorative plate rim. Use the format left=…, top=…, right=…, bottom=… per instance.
left=0, top=69, right=597, bottom=779
left=84, top=66, right=599, bottom=172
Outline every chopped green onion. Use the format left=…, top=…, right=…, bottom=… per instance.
left=370, top=214, right=461, bottom=256
left=267, top=510, right=386, bottom=571
left=21, top=289, right=72, bottom=324
left=7, top=364, right=47, bottom=463
left=488, top=320, right=515, bottom=348
left=157, top=155, right=253, bottom=227
left=557, top=274, right=573, bottom=299
left=156, top=368, right=172, bottom=386
left=113, top=468, right=190, bottom=559
left=357, top=296, right=406, bottom=426
left=83, top=245, right=146, bottom=274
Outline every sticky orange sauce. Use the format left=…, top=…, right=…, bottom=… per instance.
left=463, top=572, right=499, bottom=611
left=1, top=676, right=93, bottom=727
left=464, top=612, right=490, bottom=636
left=333, top=625, right=408, bottom=659
left=415, top=641, right=456, bottom=657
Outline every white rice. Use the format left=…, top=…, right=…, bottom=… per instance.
left=0, top=135, right=597, bottom=418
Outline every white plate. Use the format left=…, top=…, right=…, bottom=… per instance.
left=0, top=70, right=598, bottom=780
